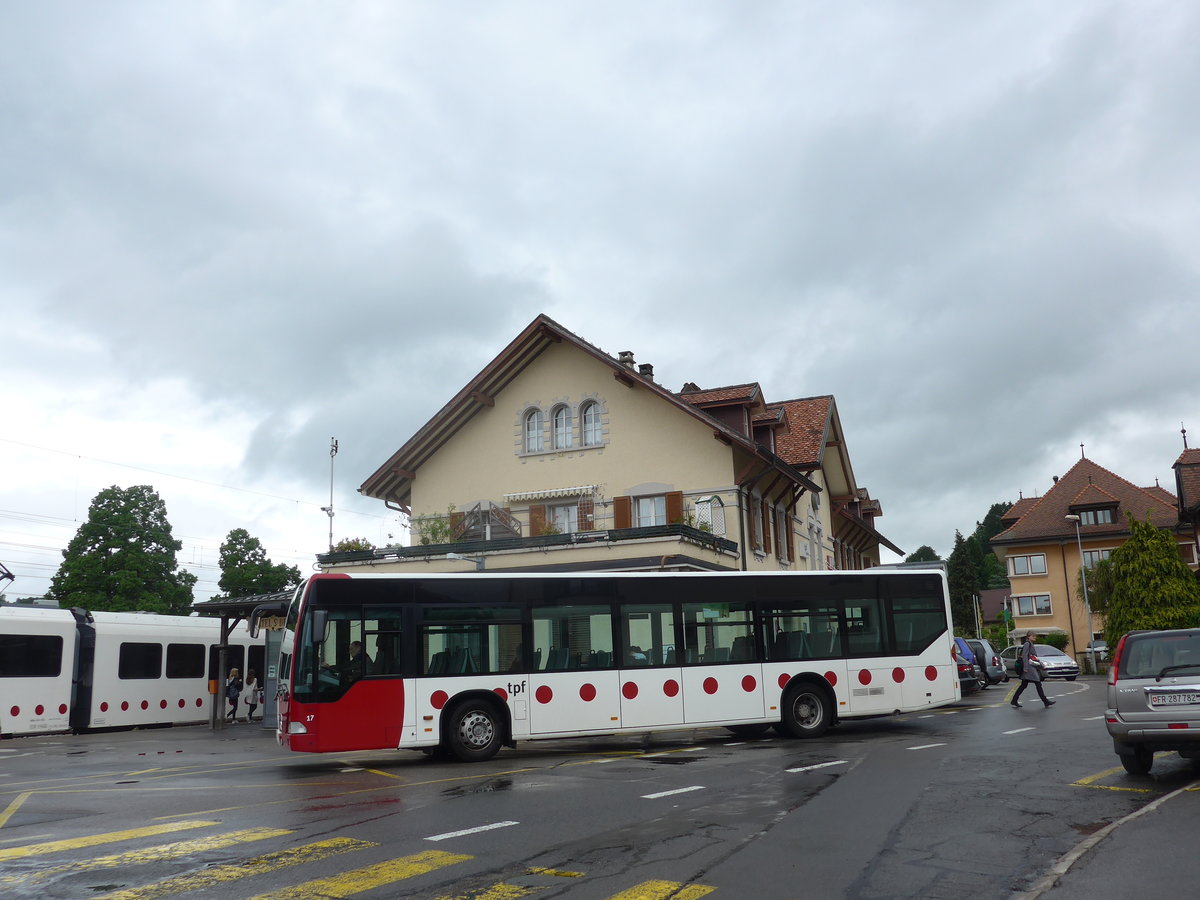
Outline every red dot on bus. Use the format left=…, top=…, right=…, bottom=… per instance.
left=35, top=705, right=44, bottom=716
left=703, top=677, right=718, bottom=695
left=430, top=690, right=449, bottom=710
left=178, top=699, right=186, bottom=708
left=536, top=686, right=553, bottom=704
left=59, top=704, right=68, bottom=714
left=8, top=706, right=17, bottom=717
left=892, top=667, right=905, bottom=683
left=741, top=675, right=756, bottom=692
left=160, top=700, right=168, bottom=709
left=100, top=702, right=109, bottom=712
left=493, top=687, right=508, bottom=701
left=196, top=698, right=204, bottom=707
left=778, top=673, right=790, bottom=689
left=622, top=682, right=638, bottom=700
left=579, top=683, right=597, bottom=702
left=858, top=670, right=872, bottom=686
left=121, top=701, right=129, bottom=711
left=141, top=701, right=149, bottom=710
left=663, top=679, right=679, bottom=698
left=925, top=665, right=938, bottom=681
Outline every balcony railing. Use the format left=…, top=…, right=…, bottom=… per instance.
left=317, top=523, right=737, bottom=566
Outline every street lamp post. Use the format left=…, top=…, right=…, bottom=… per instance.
left=1065, top=514, right=1095, bottom=674
left=445, top=552, right=485, bottom=571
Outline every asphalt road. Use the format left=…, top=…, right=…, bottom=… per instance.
left=1, top=676, right=1196, bottom=899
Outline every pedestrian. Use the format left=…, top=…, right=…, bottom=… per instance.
left=226, top=667, right=242, bottom=722
left=1011, top=632, right=1056, bottom=709
left=244, top=669, right=259, bottom=723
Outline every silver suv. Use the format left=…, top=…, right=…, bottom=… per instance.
left=1105, top=628, right=1200, bottom=774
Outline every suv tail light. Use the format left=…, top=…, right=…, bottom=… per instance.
left=1108, top=635, right=1128, bottom=686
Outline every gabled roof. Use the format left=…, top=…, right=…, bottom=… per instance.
left=679, top=383, right=765, bottom=408
left=767, top=396, right=834, bottom=470
left=1001, top=498, right=1038, bottom=526
left=993, top=457, right=1180, bottom=545
left=1174, top=448, right=1200, bottom=516
left=1069, top=483, right=1119, bottom=507
left=360, top=314, right=820, bottom=509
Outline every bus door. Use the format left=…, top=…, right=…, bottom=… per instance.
left=679, top=602, right=764, bottom=725
left=289, top=604, right=405, bottom=752
left=616, top=603, right=684, bottom=729
left=528, top=603, right=621, bottom=734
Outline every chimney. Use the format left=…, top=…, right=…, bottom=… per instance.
left=638, top=363, right=654, bottom=382
left=618, top=350, right=636, bottom=369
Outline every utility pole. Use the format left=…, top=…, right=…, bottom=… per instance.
left=321, top=438, right=338, bottom=552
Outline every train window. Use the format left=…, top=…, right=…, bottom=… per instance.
left=166, top=643, right=206, bottom=678
left=119, top=642, right=163, bottom=679
left=0, top=633, right=63, bottom=678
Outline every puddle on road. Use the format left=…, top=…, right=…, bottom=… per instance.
left=441, top=777, right=516, bottom=798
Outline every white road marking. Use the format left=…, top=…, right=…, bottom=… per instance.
left=642, top=786, right=705, bottom=799
left=906, top=743, right=947, bottom=751
left=1083, top=715, right=1105, bottom=721
left=425, top=821, right=519, bottom=842
left=786, top=760, right=848, bottom=774
left=1004, top=727, right=1036, bottom=735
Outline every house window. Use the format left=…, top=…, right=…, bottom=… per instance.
left=1082, top=548, right=1112, bottom=569
left=1008, top=554, right=1047, bottom=576
left=581, top=401, right=602, bottom=447
left=1079, top=508, right=1115, bottom=525
left=695, top=496, right=726, bottom=536
left=1180, top=543, right=1198, bottom=566
left=1014, top=594, right=1052, bottom=616
left=524, top=409, right=544, bottom=453
left=635, top=496, right=666, bottom=527
left=552, top=405, right=572, bottom=450
left=549, top=503, right=578, bottom=534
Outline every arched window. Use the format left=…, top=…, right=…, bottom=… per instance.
left=581, top=400, right=602, bottom=447
left=524, top=409, right=544, bottom=453
left=552, top=405, right=572, bottom=449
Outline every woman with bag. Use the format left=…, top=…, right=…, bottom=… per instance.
left=244, top=669, right=260, bottom=723
left=226, top=667, right=243, bottom=722
left=1010, top=632, right=1056, bottom=709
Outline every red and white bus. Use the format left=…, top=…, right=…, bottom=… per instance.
left=269, top=568, right=957, bottom=761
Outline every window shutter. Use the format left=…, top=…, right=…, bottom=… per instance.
left=761, top=499, right=771, bottom=553
left=449, top=510, right=465, bottom=541
left=748, top=497, right=758, bottom=549
left=786, top=514, right=795, bottom=563
left=666, top=491, right=683, bottom=525
left=613, top=495, right=632, bottom=529
left=529, top=504, right=547, bottom=536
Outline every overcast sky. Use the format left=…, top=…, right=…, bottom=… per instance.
left=3, top=2, right=1197, bottom=601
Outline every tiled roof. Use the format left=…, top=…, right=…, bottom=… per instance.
left=1142, top=484, right=1179, bottom=508
left=1001, top=498, right=1038, bottom=525
left=1070, top=483, right=1119, bottom=506
left=678, top=383, right=763, bottom=406
left=1175, top=449, right=1200, bottom=515
left=768, top=396, right=833, bottom=469
left=993, top=457, right=1180, bottom=544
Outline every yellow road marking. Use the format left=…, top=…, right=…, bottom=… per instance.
left=0, top=791, right=31, bottom=829
left=1073, top=765, right=1129, bottom=786
left=433, top=885, right=538, bottom=900
left=0, top=819, right=218, bottom=861
left=247, top=848, right=471, bottom=899
left=0, top=826, right=292, bottom=888
left=528, top=866, right=583, bottom=877
left=96, top=837, right=375, bottom=900
left=607, top=880, right=715, bottom=900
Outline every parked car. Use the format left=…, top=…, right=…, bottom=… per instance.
left=1000, top=643, right=1080, bottom=681
left=1105, top=628, right=1200, bottom=774
left=953, top=637, right=977, bottom=666
left=966, top=638, right=1008, bottom=686
left=956, top=652, right=983, bottom=695
left=1087, top=639, right=1109, bottom=662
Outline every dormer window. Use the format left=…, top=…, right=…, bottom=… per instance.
left=1078, top=507, right=1115, bottom=526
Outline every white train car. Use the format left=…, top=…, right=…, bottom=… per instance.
left=0, top=607, right=77, bottom=736
left=0, top=606, right=263, bottom=737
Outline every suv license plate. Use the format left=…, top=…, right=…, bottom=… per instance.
left=1150, top=692, right=1200, bottom=706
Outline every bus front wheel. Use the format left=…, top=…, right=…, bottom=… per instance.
left=779, top=683, right=831, bottom=738
left=445, top=699, right=503, bottom=762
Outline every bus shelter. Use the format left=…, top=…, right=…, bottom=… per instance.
left=191, top=589, right=292, bottom=731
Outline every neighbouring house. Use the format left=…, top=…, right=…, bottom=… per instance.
left=321, top=314, right=900, bottom=575
left=990, top=451, right=1200, bottom=660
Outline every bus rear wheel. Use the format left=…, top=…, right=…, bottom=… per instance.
left=445, top=699, right=503, bottom=762
left=779, top=683, right=831, bottom=738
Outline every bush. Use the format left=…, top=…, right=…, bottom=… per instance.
left=1040, top=631, right=1069, bottom=651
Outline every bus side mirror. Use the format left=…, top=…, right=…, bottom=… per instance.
left=310, top=609, right=327, bottom=644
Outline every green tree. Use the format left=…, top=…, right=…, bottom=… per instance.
left=1103, top=515, right=1200, bottom=647
left=216, top=528, right=302, bottom=599
left=47, top=485, right=196, bottom=614
left=906, top=545, right=941, bottom=563
left=972, top=502, right=1012, bottom=590
left=946, top=530, right=980, bottom=633
left=1077, top=556, right=1115, bottom=616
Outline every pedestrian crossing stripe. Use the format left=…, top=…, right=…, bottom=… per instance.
left=0, top=820, right=219, bottom=862
left=0, top=826, right=293, bottom=888
left=96, top=838, right=377, bottom=900
left=246, top=849, right=472, bottom=900
left=607, top=881, right=716, bottom=900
